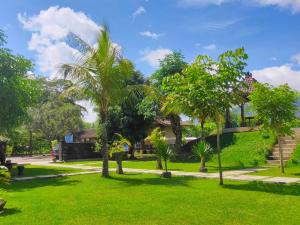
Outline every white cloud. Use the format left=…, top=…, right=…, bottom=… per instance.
left=178, top=0, right=229, bottom=7
left=252, top=65, right=300, bottom=91
left=140, top=48, right=172, bottom=67
left=206, top=19, right=239, bottom=31
left=254, top=0, right=300, bottom=13
left=271, top=57, right=277, bottom=61
left=18, top=6, right=103, bottom=122
left=77, top=100, right=97, bottom=123
left=18, top=6, right=101, bottom=78
left=191, top=19, right=240, bottom=32
left=139, top=31, right=163, bottom=39
left=178, top=0, right=300, bottom=13
left=132, top=6, right=146, bottom=19
left=203, top=44, right=216, bottom=51
left=292, top=53, right=300, bottom=65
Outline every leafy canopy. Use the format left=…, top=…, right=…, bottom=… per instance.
left=109, top=134, right=131, bottom=157
left=162, top=48, right=248, bottom=123
left=0, top=30, right=41, bottom=134
left=250, top=83, right=298, bottom=136
left=139, top=52, right=187, bottom=119
left=61, top=26, right=134, bottom=117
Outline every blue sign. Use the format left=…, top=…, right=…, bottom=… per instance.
left=124, top=144, right=129, bottom=152
left=65, top=134, right=74, bottom=143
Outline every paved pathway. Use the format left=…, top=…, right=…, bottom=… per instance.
left=10, top=159, right=300, bottom=184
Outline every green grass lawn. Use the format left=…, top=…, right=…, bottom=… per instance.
left=59, top=131, right=276, bottom=173
left=10, top=165, right=85, bottom=177
left=1, top=173, right=300, bottom=225
left=249, top=166, right=300, bottom=177
left=60, top=159, right=246, bottom=173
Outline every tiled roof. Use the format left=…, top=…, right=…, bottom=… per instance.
left=241, top=72, right=257, bottom=97
left=75, top=129, right=97, bottom=139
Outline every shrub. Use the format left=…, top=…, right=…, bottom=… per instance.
left=109, top=134, right=131, bottom=174
left=192, top=141, right=213, bottom=172
left=0, top=166, right=10, bottom=184
left=155, top=138, right=174, bottom=173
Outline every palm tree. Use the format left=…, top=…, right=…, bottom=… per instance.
left=60, top=26, right=133, bottom=177
left=192, top=141, right=213, bottom=172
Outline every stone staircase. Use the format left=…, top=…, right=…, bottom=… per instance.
left=267, top=128, right=300, bottom=165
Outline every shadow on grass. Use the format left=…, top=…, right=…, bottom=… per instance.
left=10, top=167, right=81, bottom=178
left=0, top=208, right=21, bottom=217
left=109, top=173, right=195, bottom=188
left=0, top=176, right=80, bottom=192
left=223, top=181, right=300, bottom=196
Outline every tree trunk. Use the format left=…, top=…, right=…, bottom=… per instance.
left=156, top=157, right=163, bottom=169
left=129, top=144, right=135, bottom=159
left=100, top=112, right=109, bottom=178
left=169, top=114, right=182, bottom=153
left=199, top=115, right=206, bottom=139
left=116, top=153, right=124, bottom=174
left=278, top=136, right=285, bottom=174
left=200, top=156, right=206, bottom=172
left=225, top=108, right=231, bottom=128
left=0, top=142, right=6, bottom=165
left=216, top=121, right=224, bottom=185
left=29, top=129, right=33, bottom=156
left=164, top=159, right=168, bottom=173
left=240, top=104, right=246, bottom=127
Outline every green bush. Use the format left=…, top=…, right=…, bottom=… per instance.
left=287, top=143, right=300, bottom=167
left=0, top=166, right=10, bottom=184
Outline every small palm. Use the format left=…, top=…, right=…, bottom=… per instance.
left=192, top=141, right=212, bottom=159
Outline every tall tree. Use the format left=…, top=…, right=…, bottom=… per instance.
left=140, top=52, right=187, bottom=153
left=29, top=101, right=83, bottom=146
left=105, top=71, right=153, bottom=158
left=0, top=30, right=40, bottom=134
left=250, top=83, right=298, bottom=173
left=61, top=26, right=134, bottom=177
left=162, top=55, right=215, bottom=138
left=162, top=48, right=248, bottom=185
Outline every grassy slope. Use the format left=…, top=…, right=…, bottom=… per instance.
left=208, top=131, right=275, bottom=168
left=61, top=131, right=275, bottom=172
left=1, top=174, right=300, bottom=225
left=287, top=142, right=300, bottom=167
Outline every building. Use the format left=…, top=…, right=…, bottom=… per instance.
left=73, top=129, right=97, bottom=143
left=152, top=119, right=195, bottom=144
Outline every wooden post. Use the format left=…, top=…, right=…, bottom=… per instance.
left=225, top=108, right=232, bottom=128
left=0, top=142, right=7, bottom=165
left=29, top=129, right=33, bottom=156
left=240, top=104, right=246, bottom=127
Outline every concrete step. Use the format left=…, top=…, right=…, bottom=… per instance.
left=282, top=138, right=297, bottom=144
left=274, top=143, right=296, bottom=148
left=268, top=155, right=290, bottom=160
left=273, top=149, right=295, bottom=152
left=272, top=151, right=294, bottom=156
left=281, top=136, right=295, bottom=141
left=271, top=152, right=293, bottom=157
left=273, top=146, right=295, bottom=150
left=267, top=159, right=288, bottom=165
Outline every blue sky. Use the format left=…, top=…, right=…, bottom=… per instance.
left=1, top=0, right=300, bottom=121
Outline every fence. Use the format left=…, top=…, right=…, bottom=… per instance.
left=59, top=142, right=102, bottom=161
